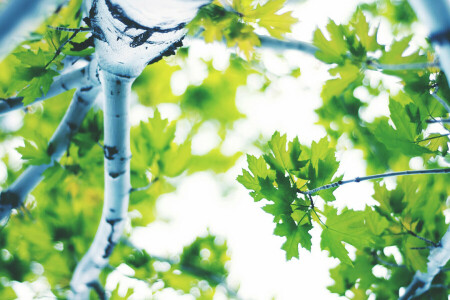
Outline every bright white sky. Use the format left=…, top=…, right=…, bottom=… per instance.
left=119, top=1, right=380, bottom=299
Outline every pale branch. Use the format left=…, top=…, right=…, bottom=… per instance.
left=0, top=84, right=100, bottom=221
left=399, top=225, right=450, bottom=300
left=426, top=118, right=450, bottom=124
left=257, top=35, right=318, bottom=56
left=366, top=60, right=440, bottom=71
left=68, top=1, right=215, bottom=297
left=0, top=59, right=99, bottom=115
left=431, top=92, right=450, bottom=114
left=129, top=177, right=159, bottom=193
left=399, top=2, right=450, bottom=297
left=69, top=70, right=134, bottom=299
left=408, top=0, right=450, bottom=87
left=0, top=0, right=68, bottom=58
left=299, top=168, right=450, bottom=195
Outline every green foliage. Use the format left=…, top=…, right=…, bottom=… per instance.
left=189, top=0, right=297, bottom=58
left=108, top=233, right=230, bottom=299
left=1, top=0, right=450, bottom=299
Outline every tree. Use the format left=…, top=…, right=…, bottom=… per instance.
left=0, top=0, right=449, bottom=299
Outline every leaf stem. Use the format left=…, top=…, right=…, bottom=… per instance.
left=300, top=168, right=450, bottom=195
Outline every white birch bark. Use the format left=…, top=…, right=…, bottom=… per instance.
left=0, top=0, right=68, bottom=58
left=69, top=1, right=210, bottom=297
left=400, top=0, right=450, bottom=298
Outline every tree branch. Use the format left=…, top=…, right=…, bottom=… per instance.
left=0, top=59, right=99, bottom=115
left=431, top=92, right=450, bottom=114
left=69, top=69, right=134, bottom=299
left=257, top=35, right=318, bottom=56
left=68, top=1, right=214, bottom=297
left=0, top=0, right=69, bottom=58
left=0, top=83, right=100, bottom=221
left=393, top=2, right=450, bottom=297
left=299, top=168, right=450, bottom=195
left=399, top=225, right=450, bottom=299
left=366, top=60, right=440, bottom=71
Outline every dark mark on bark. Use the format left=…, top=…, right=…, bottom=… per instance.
left=430, top=30, right=450, bottom=45
left=104, top=145, right=118, bottom=160
left=116, top=80, right=121, bottom=85
left=105, top=0, right=186, bottom=48
left=109, top=171, right=125, bottom=178
left=131, top=31, right=152, bottom=48
left=1, top=97, right=23, bottom=108
left=47, top=142, right=55, bottom=156
left=0, top=190, right=20, bottom=209
left=80, top=86, right=93, bottom=92
left=70, top=36, right=95, bottom=52
left=103, top=218, right=122, bottom=258
left=67, top=122, right=77, bottom=131
left=115, top=114, right=120, bottom=118
left=62, top=83, right=69, bottom=91
left=147, top=38, right=184, bottom=65
left=77, top=96, right=88, bottom=105
left=89, top=0, right=107, bottom=42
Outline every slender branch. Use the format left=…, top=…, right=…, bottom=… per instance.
left=45, top=28, right=82, bottom=69
left=68, top=1, right=215, bottom=297
left=399, top=224, right=450, bottom=299
left=431, top=92, right=450, bottom=114
left=0, top=83, right=100, bottom=221
left=129, top=177, right=159, bottom=193
left=0, top=59, right=99, bottom=115
left=0, top=0, right=68, bottom=58
left=69, top=69, right=134, bottom=299
left=398, top=4, right=450, bottom=297
left=374, top=254, right=406, bottom=269
left=366, top=60, right=440, bottom=71
left=48, top=25, right=91, bottom=32
left=300, top=168, right=450, bottom=195
left=257, top=35, right=318, bottom=56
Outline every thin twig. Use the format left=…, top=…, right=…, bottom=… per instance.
left=48, top=25, right=91, bottom=32
left=129, top=177, right=159, bottom=193
left=431, top=92, right=450, bottom=114
left=45, top=28, right=81, bottom=68
left=415, top=133, right=450, bottom=143
left=300, top=168, right=450, bottom=195
left=374, top=253, right=406, bottom=268
left=366, top=60, right=440, bottom=71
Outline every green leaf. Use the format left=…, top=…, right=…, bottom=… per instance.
left=274, top=215, right=312, bottom=260
left=313, top=21, right=347, bottom=64
left=321, top=228, right=353, bottom=266
left=352, top=9, right=379, bottom=52
left=188, top=149, right=242, bottom=174
left=17, top=138, right=51, bottom=165
left=321, top=63, right=361, bottom=102
left=320, top=206, right=372, bottom=265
